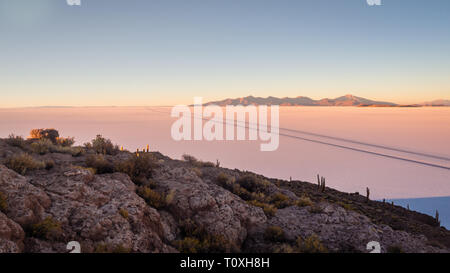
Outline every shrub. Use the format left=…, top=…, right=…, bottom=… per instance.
left=5, top=134, right=27, bottom=148
left=236, top=174, right=271, bottom=193
left=44, top=160, right=55, bottom=170
left=264, top=226, right=285, bottom=242
left=56, top=137, right=75, bottom=147
left=247, top=200, right=277, bottom=217
left=296, top=235, right=327, bottom=253
left=192, top=167, right=203, bottom=177
left=309, top=204, right=324, bottom=214
left=174, top=237, right=202, bottom=253
left=5, top=153, right=45, bottom=175
left=0, top=192, right=7, bottom=213
left=85, top=154, right=114, bottom=174
left=273, top=244, right=295, bottom=253
left=296, top=195, right=313, bottom=207
left=119, top=208, right=129, bottom=219
left=137, top=186, right=166, bottom=209
left=31, top=216, right=62, bottom=240
left=29, top=129, right=59, bottom=143
left=85, top=135, right=119, bottom=155
left=175, top=219, right=237, bottom=253
left=114, top=153, right=157, bottom=184
left=182, top=154, right=198, bottom=164
left=217, top=172, right=229, bottom=185
left=30, top=139, right=54, bottom=155
left=94, top=244, right=131, bottom=253
left=270, top=193, right=292, bottom=209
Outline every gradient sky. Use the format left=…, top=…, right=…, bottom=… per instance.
left=0, top=0, right=449, bottom=107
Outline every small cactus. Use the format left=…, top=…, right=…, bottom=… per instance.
left=317, top=174, right=320, bottom=190
left=366, top=187, right=370, bottom=202
left=216, top=159, right=220, bottom=168
left=436, top=210, right=440, bottom=226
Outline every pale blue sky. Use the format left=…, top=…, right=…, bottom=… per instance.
left=0, top=0, right=449, bottom=107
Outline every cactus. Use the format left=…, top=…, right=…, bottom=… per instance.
left=317, top=175, right=320, bottom=190
left=216, top=159, right=220, bottom=168
left=321, top=177, right=326, bottom=192
left=436, top=210, right=440, bottom=225
left=383, top=198, right=385, bottom=204
left=407, top=204, right=410, bottom=210
left=366, top=187, right=370, bottom=202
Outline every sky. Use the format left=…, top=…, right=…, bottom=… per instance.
left=0, top=0, right=449, bottom=107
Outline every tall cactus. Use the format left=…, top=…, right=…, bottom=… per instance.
left=436, top=210, right=440, bottom=226
left=366, top=187, right=370, bottom=202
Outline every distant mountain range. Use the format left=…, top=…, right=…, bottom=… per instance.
left=421, top=99, right=450, bottom=107
left=203, top=95, right=449, bottom=107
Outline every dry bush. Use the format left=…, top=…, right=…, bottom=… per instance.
left=85, top=154, right=114, bottom=174
left=114, top=153, right=158, bottom=184
left=5, top=154, right=45, bottom=175
left=296, top=234, right=327, bottom=253
left=264, top=226, right=285, bottom=242
left=5, top=134, right=27, bottom=148
left=85, top=135, right=119, bottom=155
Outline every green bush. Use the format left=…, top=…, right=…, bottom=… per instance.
left=0, top=192, right=7, bottom=213
left=31, top=216, right=62, bottom=240
left=85, top=135, right=119, bottom=155
left=264, top=226, right=285, bottom=242
left=5, top=134, right=27, bottom=148
left=5, top=153, right=45, bottom=175
left=114, top=153, right=157, bottom=184
left=85, top=154, right=114, bottom=174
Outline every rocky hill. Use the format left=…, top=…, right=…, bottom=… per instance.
left=0, top=130, right=449, bottom=253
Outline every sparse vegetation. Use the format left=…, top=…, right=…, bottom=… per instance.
left=85, top=135, right=119, bottom=155
left=296, top=195, right=314, bottom=207
left=174, top=219, right=238, bottom=253
left=247, top=200, right=277, bottom=217
left=114, top=153, right=158, bottom=184
left=30, top=216, right=62, bottom=240
left=264, top=226, right=285, bottom=242
left=85, top=154, right=114, bottom=174
left=4, top=153, right=45, bottom=175
left=137, top=186, right=167, bottom=209
left=296, top=234, right=327, bottom=253
left=119, top=208, right=129, bottom=219
left=5, top=134, right=26, bottom=148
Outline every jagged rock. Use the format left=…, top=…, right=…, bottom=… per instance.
left=155, top=166, right=267, bottom=246
left=0, top=165, right=51, bottom=227
left=0, top=212, right=25, bottom=253
left=266, top=204, right=442, bottom=253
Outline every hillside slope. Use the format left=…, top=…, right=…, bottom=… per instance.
left=0, top=133, right=449, bottom=253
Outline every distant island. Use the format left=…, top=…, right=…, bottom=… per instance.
left=203, top=95, right=450, bottom=107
